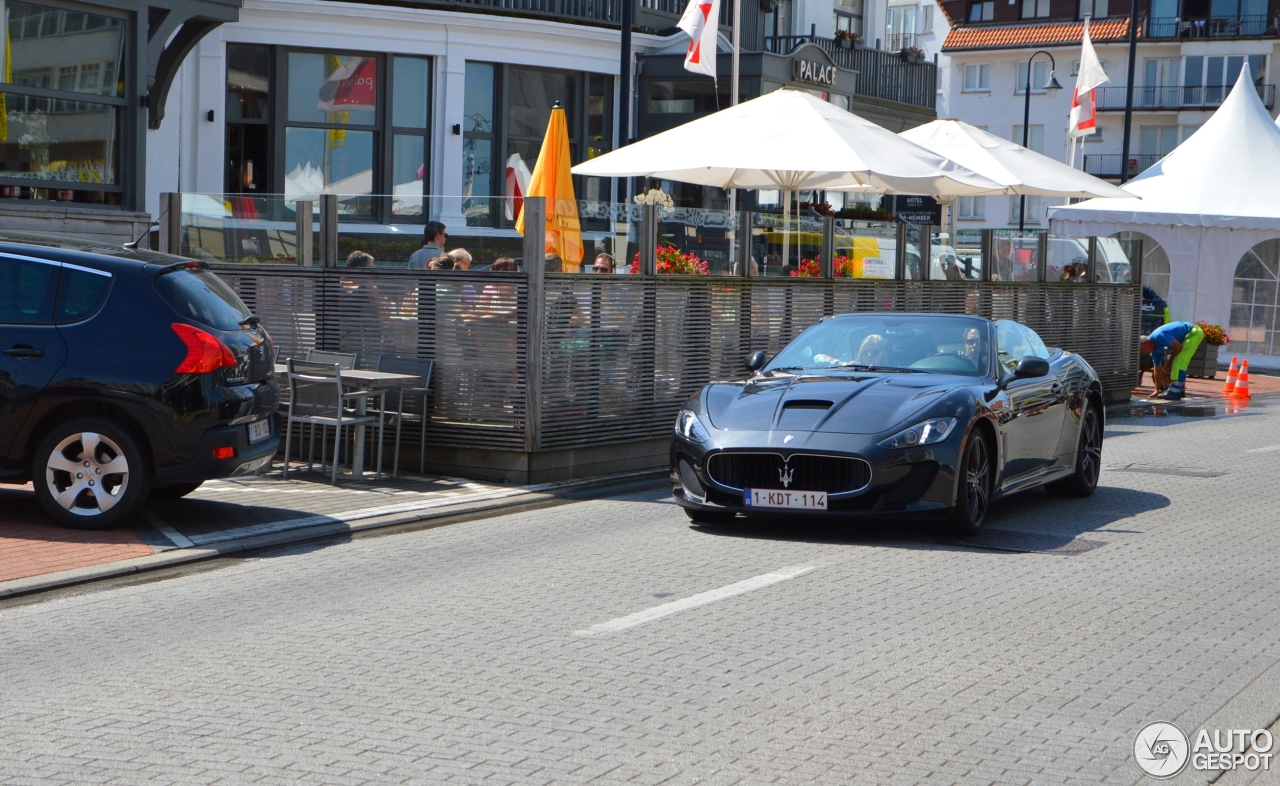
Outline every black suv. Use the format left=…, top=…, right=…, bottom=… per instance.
left=0, top=235, right=280, bottom=528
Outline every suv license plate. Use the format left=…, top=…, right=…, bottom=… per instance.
left=743, top=489, right=828, bottom=510
left=247, top=419, right=272, bottom=445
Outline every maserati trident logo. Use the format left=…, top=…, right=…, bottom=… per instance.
left=778, top=462, right=794, bottom=488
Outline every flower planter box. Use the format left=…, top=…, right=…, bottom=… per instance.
left=837, top=37, right=853, bottom=49
left=1186, top=342, right=1220, bottom=379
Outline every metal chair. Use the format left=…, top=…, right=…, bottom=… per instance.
left=306, top=349, right=358, bottom=370
left=376, top=355, right=434, bottom=478
left=282, top=359, right=383, bottom=483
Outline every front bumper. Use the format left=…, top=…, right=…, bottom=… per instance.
left=670, top=428, right=962, bottom=518
left=155, top=414, right=281, bottom=484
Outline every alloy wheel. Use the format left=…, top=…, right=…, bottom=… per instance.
left=1080, top=410, right=1102, bottom=487
left=44, top=432, right=130, bottom=517
left=966, top=435, right=990, bottom=524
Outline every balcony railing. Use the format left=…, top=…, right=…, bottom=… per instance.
left=1147, top=14, right=1271, bottom=37
left=1094, top=83, right=1275, bottom=110
left=1082, top=154, right=1163, bottom=179
left=885, top=32, right=919, bottom=51
left=763, top=35, right=937, bottom=110
left=410, top=0, right=618, bottom=24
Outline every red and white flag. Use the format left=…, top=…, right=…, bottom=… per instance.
left=1068, top=19, right=1110, bottom=139
left=677, top=0, right=721, bottom=78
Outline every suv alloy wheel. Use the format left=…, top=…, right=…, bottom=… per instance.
left=33, top=416, right=152, bottom=529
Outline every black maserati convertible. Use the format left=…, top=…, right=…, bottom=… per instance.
left=670, top=313, right=1104, bottom=533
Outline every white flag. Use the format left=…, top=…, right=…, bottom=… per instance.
left=1069, top=18, right=1110, bottom=138
left=677, top=0, right=721, bottom=78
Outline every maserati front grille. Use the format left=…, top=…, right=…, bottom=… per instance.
left=706, top=452, right=872, bottom=495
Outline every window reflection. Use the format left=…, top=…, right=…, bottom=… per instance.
left=5, top=2, right=124, bottom=98
left=287, top=52, right=378, bottom=125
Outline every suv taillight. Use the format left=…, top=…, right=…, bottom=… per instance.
left=172, top=323, right=237, bottom=374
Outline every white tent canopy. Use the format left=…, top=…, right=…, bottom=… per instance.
left=1051, top=66, right=1280, bottom=231
left=1049, top=65, right=1280, bottom=335
left=902, top=119, right=1132, bottom=199
left=571, top=88, right=1003, bottom=196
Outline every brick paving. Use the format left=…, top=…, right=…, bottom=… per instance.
left=1132, top=368, right=1280, bottom=400
left=0, top=484, right=154, bottom=582
left=1, top=400, right=1279, bottom=783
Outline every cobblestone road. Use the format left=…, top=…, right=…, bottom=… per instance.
left=2, top=401, right=1279, bottom=785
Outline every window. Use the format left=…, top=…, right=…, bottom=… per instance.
left=957, top=196, right=986, bottom=220
left=967, top=1, right=994, bottom=20
left=227, top=45, right=271, bottom=193
left=835, top=0, right=865, bottom=37
left=995, top=320, right=1033, bottom=373
left=0, top=1, right=126, bottom=206
left=154, top=269, right=253, bottom=332
left=54, top=267, right=111, bottom=324
left=1009, top=195, right=1043, bottom=224
left=225, top=47, right=433, bottom=222
left=1016, top=61, right=1050, bottom=93
left=465, top=64, right=612, bottom=226
left=963, top=64, right=991, bottom=91
left=1078, top=0, right=1109, bottom=18
left=1012, top=124, right=1044, bottom=152
left=1023, top=0, right=1050, bottom=18
left=922, top=4, right=934, bottom=31
left=0, top=255, right=58, bottom=324
left=887, top=6, right=917, bottom=50
left=1182, top=124, right=1201, bottom=142
left=1139, top=126, right=1178, bottom=156
left=1071, top=59, right=1108, bottom=75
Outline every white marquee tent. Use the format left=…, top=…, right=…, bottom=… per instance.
left=1050, top=65, right=1280, bottom=340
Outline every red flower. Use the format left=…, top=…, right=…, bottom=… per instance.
left=629, top=244, right=710, bottom=275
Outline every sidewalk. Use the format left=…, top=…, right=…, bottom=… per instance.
left=1130, top=368, right=1280, bottom=402
left=0, top=467, right=662, bottom=599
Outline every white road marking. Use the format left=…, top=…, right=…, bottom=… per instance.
left=1245, top=445, right=1280, bottom=454
left=140, top=508, right=196, bottom=550
left=574, top=565, right=816, bottom=636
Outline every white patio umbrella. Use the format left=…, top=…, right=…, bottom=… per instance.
left=572, top=88, right=1004, bottom=267
left=900, top=119, right=1132, bottom=243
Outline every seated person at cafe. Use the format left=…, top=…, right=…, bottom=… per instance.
left=545, top=253, right=563, bottom=273
left=427, top=253, right=455, bottom=270
left=346, top=250, right=374, bottom=268
left=448, top=248, right=472, bottom=270
left=491, top=257, right=519, bottom=272
left=592, top=253, right=615, bottom=274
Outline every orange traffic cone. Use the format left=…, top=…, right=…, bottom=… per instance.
left=1221, top=356, right=1239, bottom=395
left=1232, top=360, right=1252, bottom=399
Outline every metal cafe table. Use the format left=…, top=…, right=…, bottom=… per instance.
left=274, top=364, right=421, bottom=479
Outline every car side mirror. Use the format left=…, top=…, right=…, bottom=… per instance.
left=1013, top=356, right=1050, bottom=378
left=744, top=350, right=768, bottom=372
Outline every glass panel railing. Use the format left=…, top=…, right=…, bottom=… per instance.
left=833, top=219, right=897, bottom=279
left=991, top=230, right=1044, bottom=283
left=953, top=228, right=985, bottom=281
left=181, top=193, right=313, bottom=265
left=1095, top=235, right=1137, bottom=285
left=655, top=206, right=741, bottom=275
left=751, top=212, right=823, bottom=277
left=1047, top=235, right=1092, bottom=283
left=578, top=200, right=639, bottom=274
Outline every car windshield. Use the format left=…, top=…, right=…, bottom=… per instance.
left=764, top=315, right=991, bottom=377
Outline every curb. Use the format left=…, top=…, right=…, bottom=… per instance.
left=0, top=470, right=667, bottom=601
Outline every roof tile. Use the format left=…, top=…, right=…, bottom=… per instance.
left=942, top=17, right=1134, bottom=51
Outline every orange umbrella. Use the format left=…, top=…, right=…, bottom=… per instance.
left=515, top=104, right=583, bottom=267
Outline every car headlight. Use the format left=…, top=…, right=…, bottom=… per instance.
left=878, top=417, right=957, bottom=449
left=674, top=410, right=710, bottom=443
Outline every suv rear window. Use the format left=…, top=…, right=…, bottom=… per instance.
left=154, top=269, right=251, bottom=331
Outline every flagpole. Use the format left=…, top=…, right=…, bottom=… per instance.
left=729, top=0, right=741, bottom=271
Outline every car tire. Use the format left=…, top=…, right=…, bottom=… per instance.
left=949, top=428, right=992, bottom=536
left=1047, top=402, right=1102, bottom=498
left=33, top=417, right=151, bottom=530
left=149, top=481, right=204, bottom=502
left=685, top=508, right=737, bottom=525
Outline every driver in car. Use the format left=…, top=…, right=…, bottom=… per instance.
left=813, top=333, right=888, bottom=367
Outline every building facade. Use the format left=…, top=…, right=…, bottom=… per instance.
left=146, top=0, right=939, bottom=231
left=937, top=0, right=1280, bottom=237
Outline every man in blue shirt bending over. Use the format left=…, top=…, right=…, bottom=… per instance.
left=1140, top=321, right=1204, bottom=400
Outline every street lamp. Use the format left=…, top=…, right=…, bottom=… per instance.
left=1018, top=49, right=1063, bottom=232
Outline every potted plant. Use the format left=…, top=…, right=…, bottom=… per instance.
left=834, top=29, right=859, bottom=48
left=1187, top=320, right=1229, bottom=378
left=629, top=244, right=710, bottom=275
left=901, top=46, right=927, bottom=63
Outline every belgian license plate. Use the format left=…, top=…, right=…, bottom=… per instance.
left=247, top=419, right=272, bottom=445
left=743, top=489, right=828, bottom=510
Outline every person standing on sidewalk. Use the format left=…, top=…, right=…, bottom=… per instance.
left=408, top=222, right=448, bottom=269
left=1140, top=321, right=1204, bottom=400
